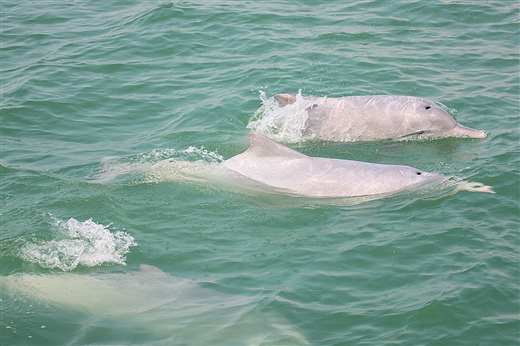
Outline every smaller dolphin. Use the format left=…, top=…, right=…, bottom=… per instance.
left=269, top=93, right=487, bottom=142
left=223, top=132, right=494, bottom=198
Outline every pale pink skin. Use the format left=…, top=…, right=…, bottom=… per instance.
left=275, top=94, right=487, bottom=141
left=224, top=132, right=444, bottom=198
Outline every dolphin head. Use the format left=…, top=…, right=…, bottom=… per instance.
left=409, top=97, right=487, bottom=139
left=379, top=164, right=444, bottom=193
left=400, top=167, right=443, bottom=186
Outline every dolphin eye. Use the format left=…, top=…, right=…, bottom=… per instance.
left=416, top=171, right=422, bottom=175
left=425, top=105, right=432, bottom=110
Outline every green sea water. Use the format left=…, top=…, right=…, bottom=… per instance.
left=1, top=1, right=519, bottom=345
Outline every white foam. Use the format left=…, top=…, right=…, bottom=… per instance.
left=19, top=216, right=137, bottom=271
left=247, top=90, right=325, bottom=143
left=94, top=147, right=224, bottom=183
left=137, top=146, right=223, bottom=164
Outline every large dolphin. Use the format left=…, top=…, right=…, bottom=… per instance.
left=223, top=132, right=494, bottom=198
left=1, top=265, right=306, bottom=345
left=270, top=93, right=487, bottom=142
left=95, top=133, right=494, bottom=200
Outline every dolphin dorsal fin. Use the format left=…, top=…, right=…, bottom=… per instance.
left=274, top=94, right=297, bottom=107
left=247, top=132, right=306, bottom=160
left=139, top=264, right=167, bottom=277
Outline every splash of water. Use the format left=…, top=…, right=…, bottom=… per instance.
left=94, top=146, right=224, bottom=183
left=247, top=90, right=325, bottom=143
left=137, top=146, right=223, bottom=164
left=18, top=216, right=137, bottom=271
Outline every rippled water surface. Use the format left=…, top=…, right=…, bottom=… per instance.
left=1, top=1, right=519, bottom=345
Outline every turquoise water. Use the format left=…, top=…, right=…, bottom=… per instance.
left=1, top=1, right=519, bottom=345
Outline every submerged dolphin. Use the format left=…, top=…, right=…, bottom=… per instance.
left=223, top=132, right=494, bottom=198
left=1, top=265, right=306, bottom=345
left=273, top=94, right=487, bottom=142
left=1, top=265, right=189, bottom=314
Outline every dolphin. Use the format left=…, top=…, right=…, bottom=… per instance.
left=1, top=265, right=190, bottom=315
left=94, top=133, right=494, bottom=200
left=223, top=132, right=494, bottom=198
left=269, top=93, right=487, bottom=142
left=1, top=265, right=307, bottom=345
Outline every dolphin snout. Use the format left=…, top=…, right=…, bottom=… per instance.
left=451, top=124, right=487, bottom=139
